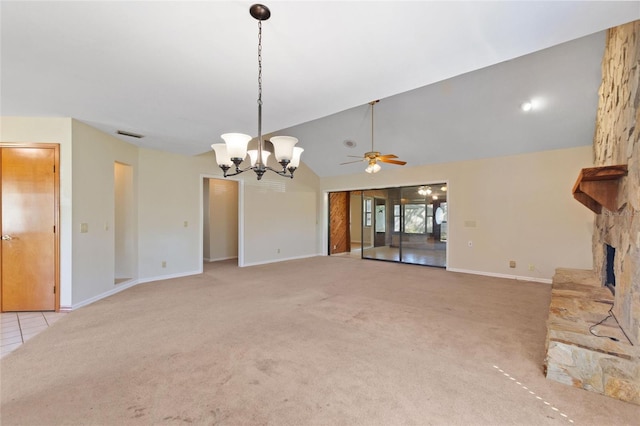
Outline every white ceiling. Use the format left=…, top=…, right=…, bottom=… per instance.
left=2, top=1, right=639, bottom=177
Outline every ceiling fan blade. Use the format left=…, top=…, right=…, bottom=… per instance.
left=379, top=158, right=407, bottom=165
left=347, top=155, right=365, bottom=158
left=378, top=154, right=398, bottom=159
left=340, top=159, right=366, bottom=165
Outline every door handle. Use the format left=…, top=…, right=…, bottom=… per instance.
left=1, top=235, right=13, bottom=241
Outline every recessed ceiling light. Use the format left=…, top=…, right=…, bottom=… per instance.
left=521, top=101, right=533, bottom=112
left=343, top=140, right=357, bottom=148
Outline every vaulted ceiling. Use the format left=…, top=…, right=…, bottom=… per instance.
left=2, top=1, right=639, bottom=177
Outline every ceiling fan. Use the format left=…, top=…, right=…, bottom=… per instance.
left=340, top=100, right=407, bottom=173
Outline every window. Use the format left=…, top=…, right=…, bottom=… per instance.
left=393, top=204, right=401, bottom=232
left=364, top=198, right=372, bottom=227
left=375, top=205, right=386, bottom=232
left=404, top=203, right=426, bottom=234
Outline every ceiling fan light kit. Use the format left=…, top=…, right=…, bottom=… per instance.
left=365, top=161, right=381, bottom=174
left=211, top=4, right=303, bottom=181
left=340, top=100, right=407, bottom=173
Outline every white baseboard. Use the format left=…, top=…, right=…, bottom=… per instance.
left=69, top=270, right=201, bottom=311
left=205, top=256, right=238, bottom=263
left=446, top=267, right=552, bottom=284
left=137, top=270, right=201, bottom=284
left=242, top=253, right=319, bottom=267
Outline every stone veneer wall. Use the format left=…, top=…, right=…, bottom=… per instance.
left=592, top=20, right=640, bottom=346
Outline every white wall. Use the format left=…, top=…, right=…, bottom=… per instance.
left=137, top=148, right=210, bottom=279
left=243, top=184, right=317, bottom=266
left=208, top=155, right=321, bottom=267
left=0, top=117, right=74, bottom=307
left=71, top=120, right=139, bottom=305
left=320, top=146, right=595, bottom=281
left=137, top=148, right=320, bottom=275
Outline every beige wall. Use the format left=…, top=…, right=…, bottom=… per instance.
left=321, top=146, right=594, bottom=282
left=71, top=119, right=139, bottom=305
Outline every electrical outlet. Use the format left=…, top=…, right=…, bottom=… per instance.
left=183, top=221, right=188, bottom=227
left=277, top=248, right=280, bottom=253
left=162, top=261, right=167, bottom=268
left=80, top=223, right=88, bottom=233
left=509, top=260, right=516, bottom=268
left=528, top=264, right=535, bottom=271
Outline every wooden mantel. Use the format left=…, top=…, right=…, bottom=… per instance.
left=572, top=165, right=628, bottom=213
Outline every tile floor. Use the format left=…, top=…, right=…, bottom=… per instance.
left=1, top=311, right=67, bottom=358
left=338, top=245, right=447, bottom=267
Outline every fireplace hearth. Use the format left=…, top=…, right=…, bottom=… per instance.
left=544, top=268, right=639, bottom=404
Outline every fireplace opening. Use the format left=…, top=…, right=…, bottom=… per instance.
left=605, top=244, right=616, bottom=294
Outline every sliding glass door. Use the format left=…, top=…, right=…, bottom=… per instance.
left=360, top=184, right=447, bottom=267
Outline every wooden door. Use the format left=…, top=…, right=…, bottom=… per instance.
left=328, top=192, right=350, bottom=255
left=1, top=144, right=59, bottom=311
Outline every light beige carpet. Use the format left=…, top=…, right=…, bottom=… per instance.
left=1, top=256, right=638, bottom=425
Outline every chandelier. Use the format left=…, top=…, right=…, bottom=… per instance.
left=418, top=186, right=432, bottom=196
left=211, top=4, right=303, bottom=180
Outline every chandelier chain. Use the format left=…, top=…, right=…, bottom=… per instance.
left=256, top=19, right=264, bottom=161
left=258, top=20, right=263, bottom=106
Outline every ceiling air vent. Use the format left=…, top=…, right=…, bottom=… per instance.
left=117, top=130, right=144, bottom=139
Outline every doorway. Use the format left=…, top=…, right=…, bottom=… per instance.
left=1, top=143, right=60, bottom=311
left=203, top=178, right=239, bottom=263
left=114, top=162, right=134, bottom=284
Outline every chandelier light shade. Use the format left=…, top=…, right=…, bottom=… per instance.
left=270, top=136, right=299, bottom=162
left=289, top=147, right=304, bottom=169
left=211, top=143, right=233, bottom=167
left=248, top=149, right=271, bottom=167
left=418, top=186, right=432, bottom=196
left=211, top=4, right=303, bottom=180
left=220, top=133, right=252, bottom=161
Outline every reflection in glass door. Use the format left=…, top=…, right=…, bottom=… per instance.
left=361, top=184, right=447, bottom=267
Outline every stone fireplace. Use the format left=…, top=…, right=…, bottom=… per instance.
left=545, top=20, right=640, bottom=405
left=592, top=19, right=639, bottom=348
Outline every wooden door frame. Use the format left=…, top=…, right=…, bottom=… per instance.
left=1, top=142, right=60, bottom=312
